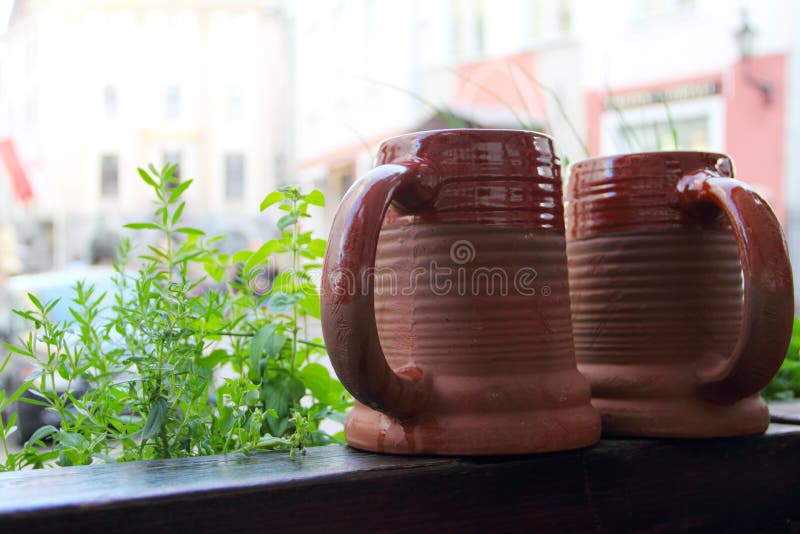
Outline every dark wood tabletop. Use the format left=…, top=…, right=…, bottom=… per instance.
left=1, top=415, right=799, bottom=533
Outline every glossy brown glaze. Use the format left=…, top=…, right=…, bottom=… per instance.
left=322, top=129, right=601, bottom=454
left=566, top=151, right=794, bottom=437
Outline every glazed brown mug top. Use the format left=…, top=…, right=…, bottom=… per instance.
left=320, top=129, right=600, bottom=455
left=568, top=152, right=738, bottom=239
left=566, top=151, right=793, bottom=436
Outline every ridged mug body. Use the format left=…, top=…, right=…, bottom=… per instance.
left=566, top=152, right=769, bottom=437
left=342, top=130, right=601, bottom=454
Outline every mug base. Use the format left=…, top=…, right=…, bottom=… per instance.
left=593, top=394, right=770, bottom=438
left=344, top=401, right=602, bottom=455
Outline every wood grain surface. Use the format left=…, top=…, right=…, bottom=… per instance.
left=1, top=420, right=799, bottom=533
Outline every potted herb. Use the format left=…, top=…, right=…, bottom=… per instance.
left=0, top=165, right=349, bottom=470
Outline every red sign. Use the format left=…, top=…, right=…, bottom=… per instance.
left=0, top=138, right=34, bottom=203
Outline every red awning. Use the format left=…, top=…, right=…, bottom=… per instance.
left=0, top=138, right=34, bottom=203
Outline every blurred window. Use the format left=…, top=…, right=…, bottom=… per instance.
left=450, top=0, right=463, bottom=58
left=327, top=162, right=355, bottom=204
left=100, top=154, right=119, bottom=198
left=601, top=94, right=722, bottom=155
left=166, top=84, right=181, bottom=119
left=225, top=153, right=245, bottom=200
left=475, top=0, right=484, bottom=54
left=528, top=0, right=573, bottom=41
left=274, top=152, right=286, bottom=183
left=606, top=116, right=715, bottom=153
left=616, top=117, right=709, bottom=152
left=104, top=85, right=117, bottom=119
left=226, top=85, right=242, bottom=118
left=557, top=1, right=572, bottom=33
left=449, top=0, right=490, bottom=59
left=634, top=0, right=694, bottom=21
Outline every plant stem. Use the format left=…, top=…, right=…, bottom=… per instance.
left=0, top=414, right=9, bottom=459
left=290, top=194, right=299, bottom=376
left=445, top=67, right=531, bottom=129
left=604, top=86, right=642, bottom=152
left=511, top=62, right=590, bottom=157
left=660, top=93, right=679, bottom=149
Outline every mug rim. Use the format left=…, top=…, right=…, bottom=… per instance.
left=377, top=128, right=554, bottom=149
left=569, top=149, right=731, bottom=171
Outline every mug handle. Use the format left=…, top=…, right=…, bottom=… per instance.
left=321, top=160, right=434, bottom=419
left=677, top=171, right=794, bottom=402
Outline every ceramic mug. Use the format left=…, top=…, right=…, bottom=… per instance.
left=566, top=151, right=793, bottom=437
left=321, top=129, right=601, bottom=455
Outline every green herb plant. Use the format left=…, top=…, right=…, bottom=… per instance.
left=762, top=317, right=800, bottom=401
left=0, top=164, right=349, bottom=470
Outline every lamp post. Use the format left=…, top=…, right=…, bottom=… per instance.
left=734, top=10, right=773, bottom=105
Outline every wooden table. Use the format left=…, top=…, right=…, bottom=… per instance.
left=1, top=416, right=799, bottom=532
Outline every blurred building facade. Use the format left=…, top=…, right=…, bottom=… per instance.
left=0, top=0, right=292, bottom=271
left=291, top=0, right=800, bottom=297
left=291, top=0, right=583, bottom=234
left=1, top=0, right=799, bottom=297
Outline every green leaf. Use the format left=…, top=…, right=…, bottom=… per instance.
left=203, top=261, right=225, bottom=283
left=58, top=431, right=87, bottom=450
left=262, top=375, right=305, bottom=416
left=249, top=324, right=276, bottom=383
left=174, top=227, right=205, bottom=236
left=27, top=292, right=43, bottom=310
left=277, top=215, right=298, bottom=231
left=248, top=325, right=285, bottom=383
left=299, top=363, right=332, bottom=402
left=263, top=387, right=299, bottom=435
left=124, top=222, right=161, bottom=231
left=268, top=291, right=302, bottom=312
left=265, top=331, right=286, bottom=359
left=4, top=412, right=17, bottom=432
left=169, top=179, right=193, bottom=202
left=307, top=239, right=327, bottom=258
left=244, top=389, right=260, bottom=406
left=270, top=271, right=295, bottom=293
left=171, top=201, right=186, bottom=225
left=26, top=425, right=58, bottom=445
left=243, top=240, right=282, bottom=281
left=260, top=191, right=285, bottom=211
left=305, top=189, right=325, bottom=207
left=142, top=397, right=168, bottom=440
left=232, top=250, right=253, bottom=264
left=138, top=168, right=157, bottom=187
left=257, top=434, right=289, bottom=447
left=3, top=342, right=32, bottom=357
left=162, top=163, right=177, bottom=183
left=198, top=349, right=229, bottom=369
left=299, top=290, right=321, bottom=320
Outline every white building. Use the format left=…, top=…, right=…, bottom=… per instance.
left=0, top=0, right=292, bottom=271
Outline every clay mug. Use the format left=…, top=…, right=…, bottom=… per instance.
left=321, top=129, right=601, bottom=455
left=566, top=151, right=793, bottom=437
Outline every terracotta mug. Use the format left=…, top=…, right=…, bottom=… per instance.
left=566, top=151, right=794, bottom=437
left=321, top=129, right=601, bottom=455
